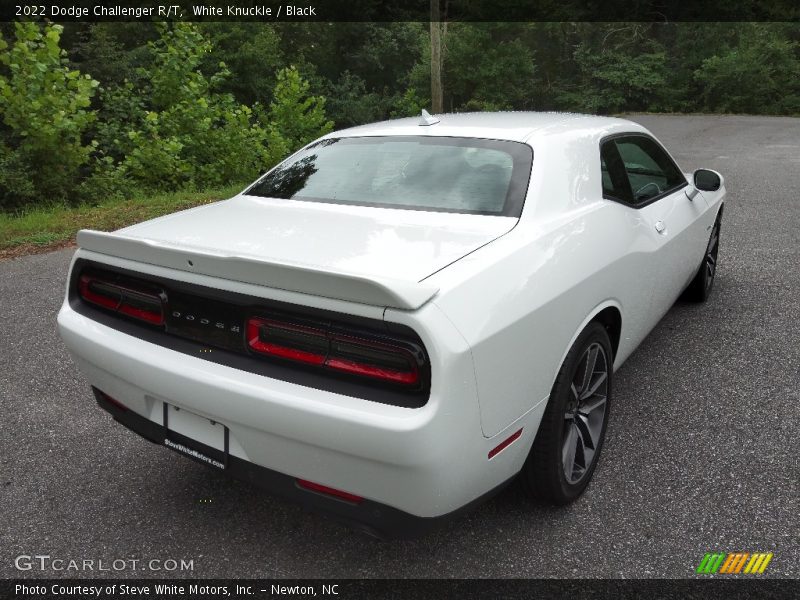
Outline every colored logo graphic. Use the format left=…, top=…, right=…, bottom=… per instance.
left=696, top=552, right=773, bottom=574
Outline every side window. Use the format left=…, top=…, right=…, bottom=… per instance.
left=614, top=136, right=686, bottom=204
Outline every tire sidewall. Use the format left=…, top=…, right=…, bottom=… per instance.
left=705, top=217, right=721, bottom=296
left=684, top=213, right=721, bottom=303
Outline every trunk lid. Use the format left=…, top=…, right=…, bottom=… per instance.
left=77, top=195, right=516, bottom=309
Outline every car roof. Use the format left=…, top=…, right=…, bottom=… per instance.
left=327, top=111, right=647, bottom=144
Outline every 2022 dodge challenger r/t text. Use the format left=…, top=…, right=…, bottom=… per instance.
left=57, top=112, right=725, bottom=538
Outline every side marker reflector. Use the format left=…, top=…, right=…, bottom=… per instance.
left=488, top=428, right=523, bottom=460
left=296, top=479, right=364, bottom=504
left=97, top=390, right=128, bottom=412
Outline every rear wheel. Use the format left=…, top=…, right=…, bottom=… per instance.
left=520, top=322, right=612, bottom=505
left=683, top=213, right=722, bottom=302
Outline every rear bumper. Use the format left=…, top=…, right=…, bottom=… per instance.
left=93, top=387, right=511, bottom=539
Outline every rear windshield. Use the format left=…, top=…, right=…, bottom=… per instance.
left=245, top=136, right=533, bottom=217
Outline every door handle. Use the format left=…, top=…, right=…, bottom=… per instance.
left=655, top=220, right=666, bottom=234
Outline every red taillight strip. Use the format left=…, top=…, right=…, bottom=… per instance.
left=118, top=302, right=163, bottom=325
left=246, top=319, right=327, bottom=365
left=488, top=428, right=523, bottom=460
left=325, top=356, right=419, bottom=385
left=79, top=273, right=164, bottom=326
left=327, top=334, right=420, bottom=385
left=296, top=479, right=364, bottom=504
left=246, top=317, right=421, bottom=387
left=79, top=275, right=120, bottom=309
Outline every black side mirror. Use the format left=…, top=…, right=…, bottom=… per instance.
left=694, top=169, right=722, bottom=192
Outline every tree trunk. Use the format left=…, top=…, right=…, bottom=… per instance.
left=430, top=0, right=443, bottom=113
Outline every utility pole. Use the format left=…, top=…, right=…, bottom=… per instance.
left=430, top=0, right=443, bottom=113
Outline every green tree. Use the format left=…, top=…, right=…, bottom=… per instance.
left=121, top=24, right=276, bottom=190
left=559, top=43, right=668, bottom=114
left=0, top=23, right=98, bottom=210
left=321, top=71, right=384, bottom=128
left=545, top=24, right=668, bottom=114
left=409, top=23, right=536, bottom=112
left=694, top=24, right=800, bottom=114
left=199, top=23, right=284, bottom=107
left=275, top=22, right=424, bottom=126
left=389, top=88, right=427, bottom=118
left=263, top=65, right=333, bottom=152
left=68, top=23, right=157, bottom=91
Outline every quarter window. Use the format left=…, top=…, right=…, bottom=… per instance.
left=600, top=142, right=632, bottom=203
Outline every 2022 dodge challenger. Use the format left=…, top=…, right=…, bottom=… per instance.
left=57, top=112, right=725, bottom=538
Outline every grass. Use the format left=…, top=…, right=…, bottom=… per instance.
left=0, top=183, right=245, bottom=259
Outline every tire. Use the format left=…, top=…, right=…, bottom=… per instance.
left=520, top=322, right=612, bottom=505
left=683, top=212, right=722, bottom=303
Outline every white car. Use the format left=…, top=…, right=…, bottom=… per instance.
left=57, top=112, right=724, bottom=538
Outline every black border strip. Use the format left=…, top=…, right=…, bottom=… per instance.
left=4, top=1, right=800, bottom=22
left=3, top=579, right=797, bottom=599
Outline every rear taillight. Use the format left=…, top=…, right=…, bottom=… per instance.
left=79, top=273, right=165, bottom=325
left=247, top=317, right=422, bottom=387
left=326, top=335, right=420, bottom=385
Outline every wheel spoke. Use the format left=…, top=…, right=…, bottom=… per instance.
left=579, top=345, right=599, bottom=393
left=579, top=394, right=606, bottom=416
left=573, top=429, right=587, bottom=475
left=574, top=413, right=597, bottom=451
left=562, top=424, right=579, bottom=478
left=580, top=371, right=607, bottom=401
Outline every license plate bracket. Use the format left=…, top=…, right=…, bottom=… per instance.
left=162, top=403, right=229, bottom=470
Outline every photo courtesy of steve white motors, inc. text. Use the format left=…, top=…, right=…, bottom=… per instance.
left=16, top=4, right=319, bottom=19
left=15, top=584, right=341, bottom=597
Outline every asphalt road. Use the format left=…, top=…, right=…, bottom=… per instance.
left=1, top=115, right=798, bottom=580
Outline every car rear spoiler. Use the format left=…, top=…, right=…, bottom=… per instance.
left=75, top=230, right=439, bottom=310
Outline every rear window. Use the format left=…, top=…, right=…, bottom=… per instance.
left=245, top=136, right=533, bottom=217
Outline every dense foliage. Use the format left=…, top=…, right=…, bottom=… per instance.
left=0, top=21, right=798, bottom=212
left=0, top=23, right=98, bottom=211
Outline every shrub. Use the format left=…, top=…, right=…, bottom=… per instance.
left=119, top=26, right=331, bottom=191
left=694, top=25, right=800, bottom=114
left=118, top=24, right=272, bottom=190
left=263, top=65, right=333, bottom=152
left=0, top=23, right=98, bottom=211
